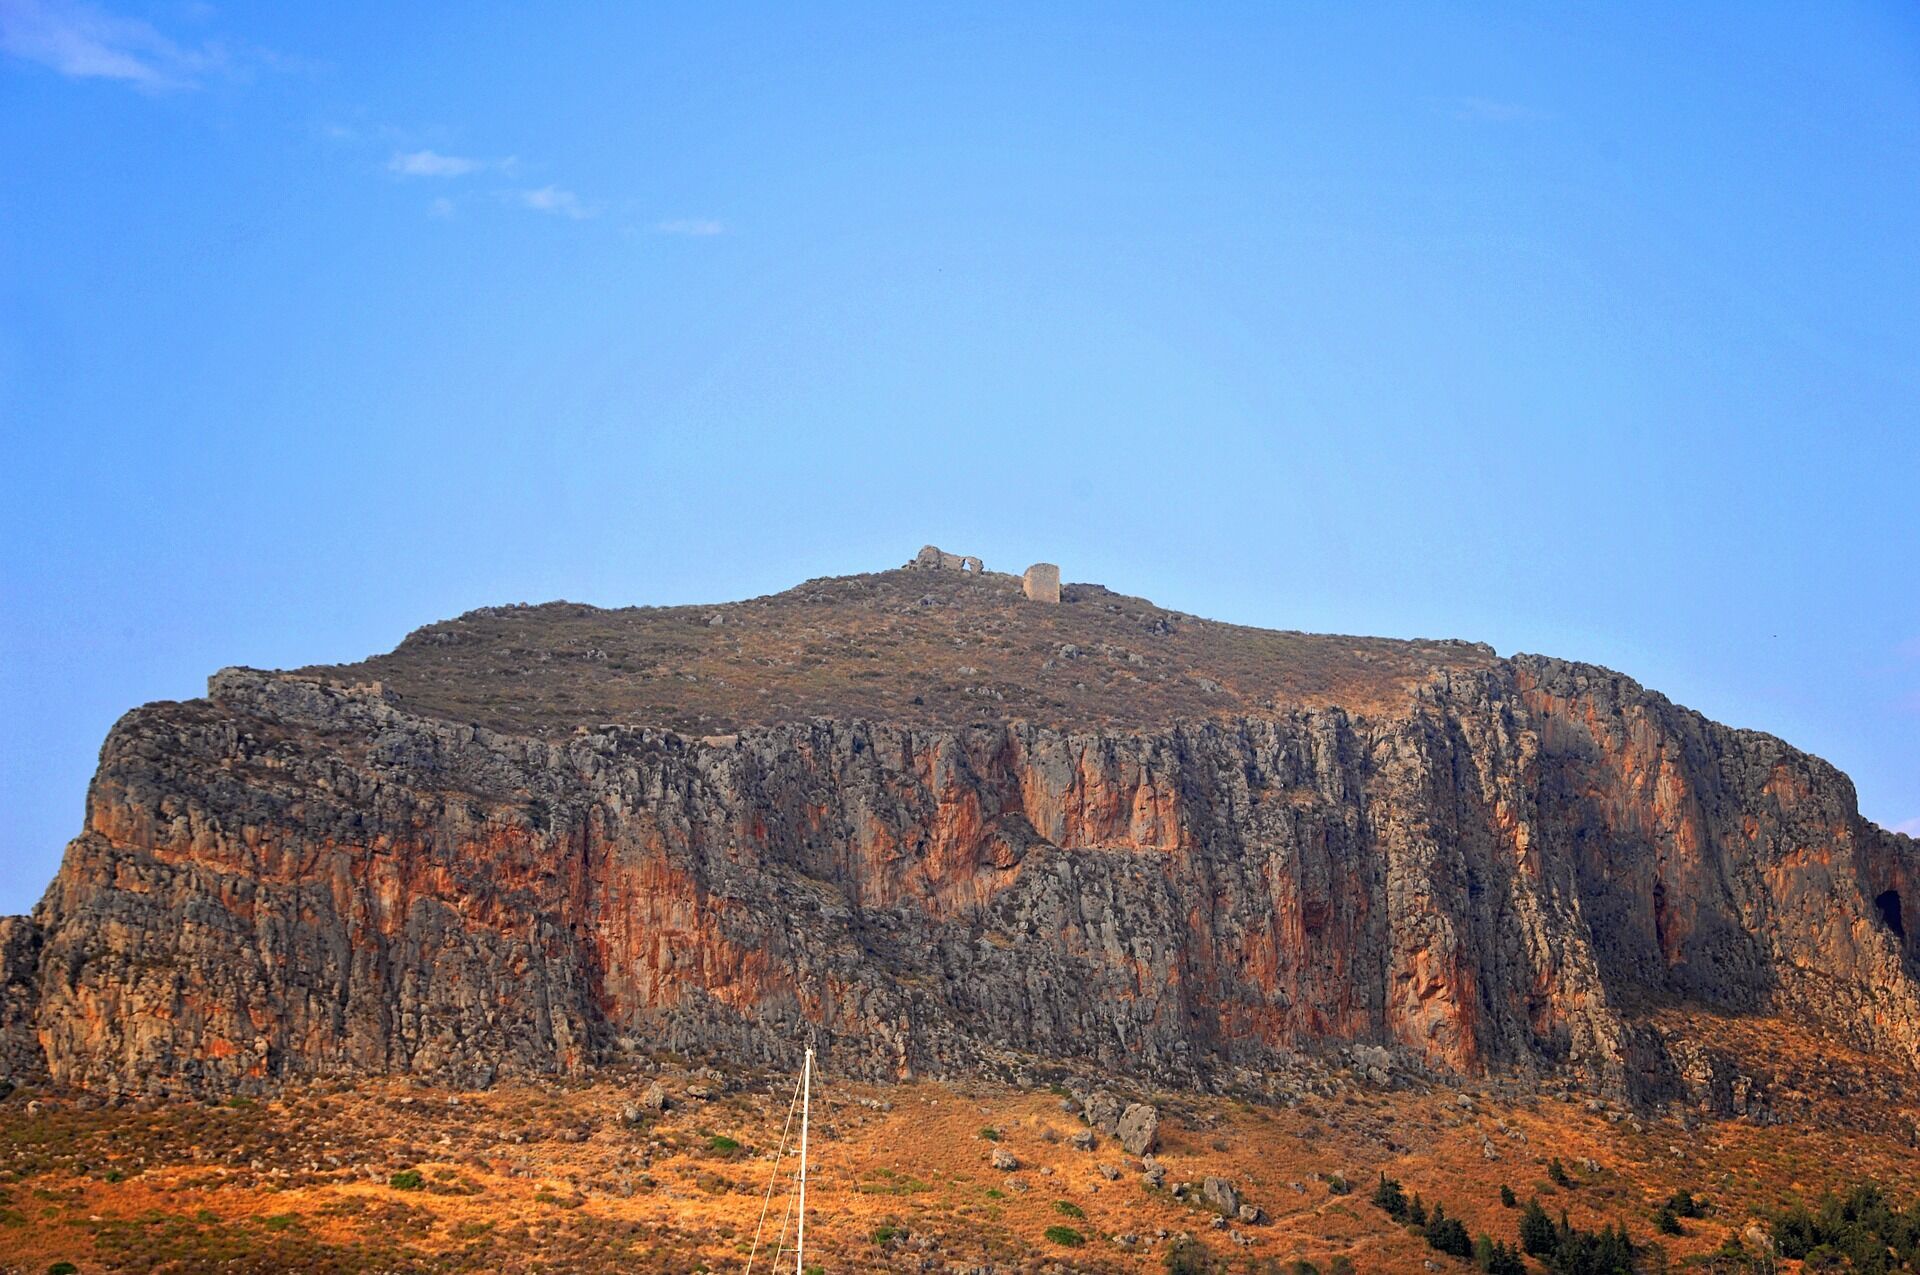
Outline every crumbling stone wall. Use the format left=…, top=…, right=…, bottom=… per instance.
left=1023, top=563, right=1061, bottom=603
left=913, top=545, right=983, bottom=572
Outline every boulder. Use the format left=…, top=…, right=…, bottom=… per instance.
left=1117, top=1102, right=1160, bottom=1155
left=1081, top=1089, right=1123, bottom=1134
left=1202, top=1176, right=1240, bottom=1217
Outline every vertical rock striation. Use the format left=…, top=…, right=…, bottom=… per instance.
left=2, top=603, right=1915, bottom=1101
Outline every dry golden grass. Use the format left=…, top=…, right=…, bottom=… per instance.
left=3, top=1013, right=1917, bottom=1273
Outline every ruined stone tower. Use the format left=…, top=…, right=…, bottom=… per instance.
left=1022, top=562, right=1061, bottom=604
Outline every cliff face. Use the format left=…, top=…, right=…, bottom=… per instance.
left=2, top=572, right=1915, bottom=1101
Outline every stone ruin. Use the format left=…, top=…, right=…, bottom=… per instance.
left=909, top=545, right=1061, bottom=604
left=1022, top=562, right=1061, bottom=604
left=913, top=545, right=984, bottom=572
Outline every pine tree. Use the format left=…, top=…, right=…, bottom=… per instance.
left=1371, top=1173, right=1408, bottom=1221
left=1519, top=1199, right=1558, bottom=1258
left=1425, top=1204, right=1472, bottom=1258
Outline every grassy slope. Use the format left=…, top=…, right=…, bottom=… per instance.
left=2, top=1013, right=1915, bottom=1273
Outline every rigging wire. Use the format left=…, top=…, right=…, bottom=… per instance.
left=767, top=1161, right=800, bottom=1267
left=743, top=1070, right=805, bottom=1275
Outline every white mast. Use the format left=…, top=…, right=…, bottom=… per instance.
left=795, top=1045, right=812, bottom=1274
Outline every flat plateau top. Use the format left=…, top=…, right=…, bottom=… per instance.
left=307, top=568, right=1497, bottom=737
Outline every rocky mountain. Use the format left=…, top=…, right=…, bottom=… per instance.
left=3, top=557, right=1915, bottom=1106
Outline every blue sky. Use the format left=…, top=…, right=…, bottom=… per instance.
left=2, top=2, right=1917, bottom=913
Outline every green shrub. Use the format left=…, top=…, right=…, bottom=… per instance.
left=1519, top=1199, right=1557, bottom=1257
left=1548, top=1157, right=1572, bottom=1188
left=872, top=1224, right=898, bottom=1244
left=1549, top=1221, right=1635, bottom=1275
left=1664, top=1188, right=1706, bottom=1218
left=1372, top=1173, right=1408, bottom=1221
left=48, top=1265, right=78, bottom=1275
left=1053, top=1199, right=1085, bottom=1218
left=1499, top=1183, right=1516, bottom=1208
left=262, top=1213, right=298, bottom=1231
left=1771, top=1181, right=1920, bottom=1267
left=1517, top=1202, right=1636, bottom=1275
left=706, top=1135, right=741, bottom=1154
left=1426, top=1205, right=1472, bottom=1257
left=1043, top=1224, right=1085, bottom=1247
left=1163, top=1236, right=1212, bottom=1273
left=388, top=1170, right=424, bottom=1191
left=1474, top=1235, right=1526, bottom=1275
left=978, top=1126, right=1001, bottom=1141
left=1326, top=1172, right=1350, bottom=1195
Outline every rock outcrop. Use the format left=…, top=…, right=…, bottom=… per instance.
left=1023, top=563, right=1061, bottom=604
left=0, top=917, right=46, bottom=1083
left=1116, top=1102, right=1160, bottom=1156
left=1, top=569, right=1915, bottom=1102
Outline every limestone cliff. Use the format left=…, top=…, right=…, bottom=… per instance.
left=1, top=568, right=1914, bottom=1101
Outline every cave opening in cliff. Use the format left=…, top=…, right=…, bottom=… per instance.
left=1876, top=889, right=1906, bottom=941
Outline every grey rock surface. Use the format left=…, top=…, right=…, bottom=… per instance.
left=1117, top=1102, right=1160, bottom=1156
left=0, top=631, right=1915, bottom=1105
left=1202, top=1176, right=1239, bottom=1216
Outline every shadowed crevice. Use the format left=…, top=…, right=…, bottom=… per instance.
left=1876, top=889, right=1905, bottom=941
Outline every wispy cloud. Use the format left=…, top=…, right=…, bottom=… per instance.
left=1890, top=817, right=1920, bottom=838
left=1, top=0, right=204, bottom=88
left=373, top=140, right=598, bottom=224
left=655, top=218, right=724, bottom=237
left=513, top=186, right=597, bottom=220
left=388, top=149, right=515, bottom=179
left=1450, top=96, right=1546, bottom=124
left=389, top=149, right=480, bottom=178
left=656, top=217, right=721, bottom=238
left=0, top=0, right=289, bottom=90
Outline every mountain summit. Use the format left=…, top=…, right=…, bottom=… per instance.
left=2, top=556, right=1915, bottom=1110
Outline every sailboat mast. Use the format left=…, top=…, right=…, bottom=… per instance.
left=795, top=1046, right=812, bottom=1275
